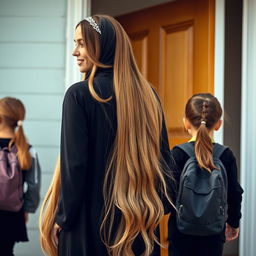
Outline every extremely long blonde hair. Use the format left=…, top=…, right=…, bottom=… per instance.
left=40, top=15, right=173, bottom=256
left=40, top=158, right=60, bottom=256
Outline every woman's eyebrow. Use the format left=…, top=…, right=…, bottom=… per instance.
left=74, top=39, right=83, bottom=43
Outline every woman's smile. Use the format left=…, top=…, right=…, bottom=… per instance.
left=77, top=59, right=84, bottom=65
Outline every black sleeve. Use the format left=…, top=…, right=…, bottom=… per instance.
left=221, top=149, right=243, bottom=228
left=170, top=146, right=189, bottom=190
left=160, top=112, right=181, bottom=214
left=23, top=147, right=41, bottom=213
left=55, top=84, right=89, bottom=230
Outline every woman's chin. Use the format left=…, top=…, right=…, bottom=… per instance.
left=79, top=65, right=90, bottom=73
left=79, top=66, right=85, bottom=72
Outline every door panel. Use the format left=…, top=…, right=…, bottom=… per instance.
left=117, top=0, right=215, bottom=147
left=117, top=1, right=215, bottom=255
left=160, top=21, right=194, bottom=148
left=130, top=30, right=149, bottom=78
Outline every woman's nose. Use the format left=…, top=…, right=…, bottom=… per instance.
left=72, top=48, right=79, bottom=56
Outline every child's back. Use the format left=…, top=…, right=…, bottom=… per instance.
left=168, top=94, right=243, bottom=256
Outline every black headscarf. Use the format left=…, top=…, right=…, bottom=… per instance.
left=97, top=16, right=116, bottom=67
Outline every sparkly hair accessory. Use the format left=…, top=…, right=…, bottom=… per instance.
left=84, top=17, right=101, bottom=35
left=201, top=120, right=206, bottom=125
left=17, top=120, right=23, bottom=127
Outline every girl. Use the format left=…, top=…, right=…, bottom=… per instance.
left=168, top=93, right=243, bottom=256
left=0, top=97, right=41, bottom=256
left=40, top=15, right=174, bottom=256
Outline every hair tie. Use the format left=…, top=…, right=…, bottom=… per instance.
left=201, top=120, right=206, bottom=125
left=17, top=120, right=23, bottom=127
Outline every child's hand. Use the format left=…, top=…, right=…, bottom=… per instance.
left=24, top=212, right=29, bottom=224
left=225, top=223, right=239, bottom=241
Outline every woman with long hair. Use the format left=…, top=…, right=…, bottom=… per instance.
left=0, top=97, right=41, bottom=255
left=40, top=15, right=174, bottom=256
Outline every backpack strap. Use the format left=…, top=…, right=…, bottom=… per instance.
left=176, top=142, right=228, bottom=159
left=0, top=145, right=18, bottom=153
left=175, top=142, right=195, bottom=157
left=213, top=143, right=228, bottom=158
left=10, top=145, right=18, bottom=154
left=0, top=146, right=9, bottom=152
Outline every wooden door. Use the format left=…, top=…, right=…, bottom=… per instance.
left=117, top=0, right=215, bottom=255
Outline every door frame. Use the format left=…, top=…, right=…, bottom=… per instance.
left=240, top=0, right=256, bottom=255
left=65, top=2, right=256, bottom=255
left=66, top=0, right=225, bottom=143
left=214, top=0, right=225, bottom=144
left=65, top=0, right=234, bottom=244
left=65, top=0, right=91, bottom=90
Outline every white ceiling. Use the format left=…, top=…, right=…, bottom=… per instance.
left=91, top=0, right=176, bottom=17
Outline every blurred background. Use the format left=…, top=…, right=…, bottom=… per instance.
left=0, top=0, right=255, bottom=255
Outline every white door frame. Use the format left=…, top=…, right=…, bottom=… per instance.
left=240, top=0, right=256, bottom=255
left=65, top=0, right=91, bottom=89
left=214, top=0, right=225, bottom=144
left=65, top=0, right=226, bottom=116
left=66, top=0, right=256, bottom=253
left=65, top=0, right=226, bottom=126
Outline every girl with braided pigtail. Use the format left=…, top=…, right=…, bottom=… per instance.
left=194, top=100, right=219, bottom=172
left=168, top=93, right=243, bottom=256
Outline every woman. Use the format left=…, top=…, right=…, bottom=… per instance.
left=40, top=15, right=174, bottom=256
left=0, top=97, right=41, bottom=256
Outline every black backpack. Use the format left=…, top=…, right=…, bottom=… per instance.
left=175, top=142, right=228, bottom=236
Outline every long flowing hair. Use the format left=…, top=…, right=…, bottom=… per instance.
left=0, top=97, right=32, bottom=169
left=40, top=158, right=60, bottom=256
left=185, top=93, right=222, bottom=172
left=40, top=15, right=173, bottom=256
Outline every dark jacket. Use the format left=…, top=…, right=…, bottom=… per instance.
left=55, top=70, right=172, bottom=256
left=168, top=142, right=243, bottom=242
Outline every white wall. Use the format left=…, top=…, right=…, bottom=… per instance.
left=0, top=0, right=67, bottom=255
left=65, top=0, right=91, bottom=88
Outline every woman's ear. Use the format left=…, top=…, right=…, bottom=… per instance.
left=214, top=119, right=222, bottom=131
left=183, top=117, right=191, bottom=130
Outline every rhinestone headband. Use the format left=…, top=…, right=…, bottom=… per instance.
left=84, top=17, right=101, bottom=35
